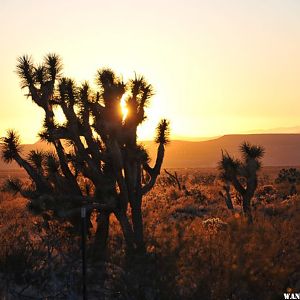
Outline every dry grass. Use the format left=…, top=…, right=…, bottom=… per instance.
left=0, top=168, right=299, bottom=299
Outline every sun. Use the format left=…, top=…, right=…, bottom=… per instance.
left=120, top=93, right=129, bottom=121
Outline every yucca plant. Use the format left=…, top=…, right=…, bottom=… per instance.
left=1, top=130, right=52, bottom=194
left=219, top=142, right=265, bottom=223
left=27, top=150, right=45, bottom=175
left=1, top=53, right=170, bottom=255
left=275, top=168, right=300, bottom=195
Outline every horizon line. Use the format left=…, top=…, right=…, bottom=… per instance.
left=21, top=131, right=300, bottom=145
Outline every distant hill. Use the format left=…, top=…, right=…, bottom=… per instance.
left=244, top=126, right=300, bottom=134
left=1, top=134, right=300, bottom=170
left=144, top=134, right=300, bottom=168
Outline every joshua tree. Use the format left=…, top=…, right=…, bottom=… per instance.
left=219, top=142, right=265, bottom=223
left=275, top=168, right=300, bottom=195
left=218, top=179, right=234, bottom=210
left=1, top=54, right=170, bottom=254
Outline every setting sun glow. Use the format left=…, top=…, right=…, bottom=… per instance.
left=0, top=0, right=300, bottom=143
left=120, top=94, right=129, bottom=122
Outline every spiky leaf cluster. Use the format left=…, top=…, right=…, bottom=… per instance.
left=155, top=119, right=170, bottom=145
left=218, top=151, right=241, bottom=181
left=219, top=142, right=264, bottom=181
left=1, top=178, right=23, bottom=195
left=125, top=75, right=154, bottom=125
left=240, top=142, right=264, bottom=160
left=1, top=130, right=22, bottom=163
left=27, top=150, right=44, bottom=170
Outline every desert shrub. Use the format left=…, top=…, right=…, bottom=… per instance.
left=188, top=188, right=208, bottom=203
left=189, top=173, right=216, bottom=185
left=138, top=178, right=300, bottom=300
left=166, top=187, right=181, bottom=200
left=143, top=207, right=300, bottom=299
left=0, top=194, right=83, bottom=298
left=275, top=168, right=300, bottom=196
left=254, top=184, right=277, bottom=205
left=1, top=170, right=299, bottom=299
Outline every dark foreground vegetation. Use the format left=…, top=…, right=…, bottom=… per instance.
left=0, top=168, right=300, bottom=299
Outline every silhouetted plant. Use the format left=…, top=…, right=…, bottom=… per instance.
left=164, top=169, right=182, bottom=190
left=219, top=142, right=265, bottom=223
left=275, top=168, right=300, bottom=195
left=218, top=180, right=234, bottom=210
left=1, top=54, right=170, bottom=255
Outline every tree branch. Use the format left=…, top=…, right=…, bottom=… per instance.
left=142, top=143, right=164, bottom=195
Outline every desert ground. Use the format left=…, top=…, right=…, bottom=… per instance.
left=0, top=166, right=299, bottom=299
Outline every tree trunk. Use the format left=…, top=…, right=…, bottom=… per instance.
left=290, top=183, right=297, bottom=195
left=131, top=163, right=145, bottom=253
left=224, top=182, right=234, bottom=210
left=131, top=203, right=145, bottom=253
left=94, top=212, right=110, bottom=259
left=114, top=209, right=135, bottom=253
left=242, top=195, right=253, bottom=224
left=54, top=140, right=82, bottom=196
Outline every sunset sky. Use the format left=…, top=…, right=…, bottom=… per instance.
left=0, top=0, right=300, bottom=143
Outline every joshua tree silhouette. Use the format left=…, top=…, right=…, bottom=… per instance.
left=219, top=142, right=265, bottom=223
left=275, top=168, right=300, bottom=195
left=1, top=54, right=169, bottom=254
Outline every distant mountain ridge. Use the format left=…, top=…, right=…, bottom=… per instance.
left=244, top=126, right=300, bottom=134
left=145, top=134, right=300, bottom=168
left=1, top=134, right=300, bottom=170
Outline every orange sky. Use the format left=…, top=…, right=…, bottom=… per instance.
left=0, top=0, right=300, bottom=143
